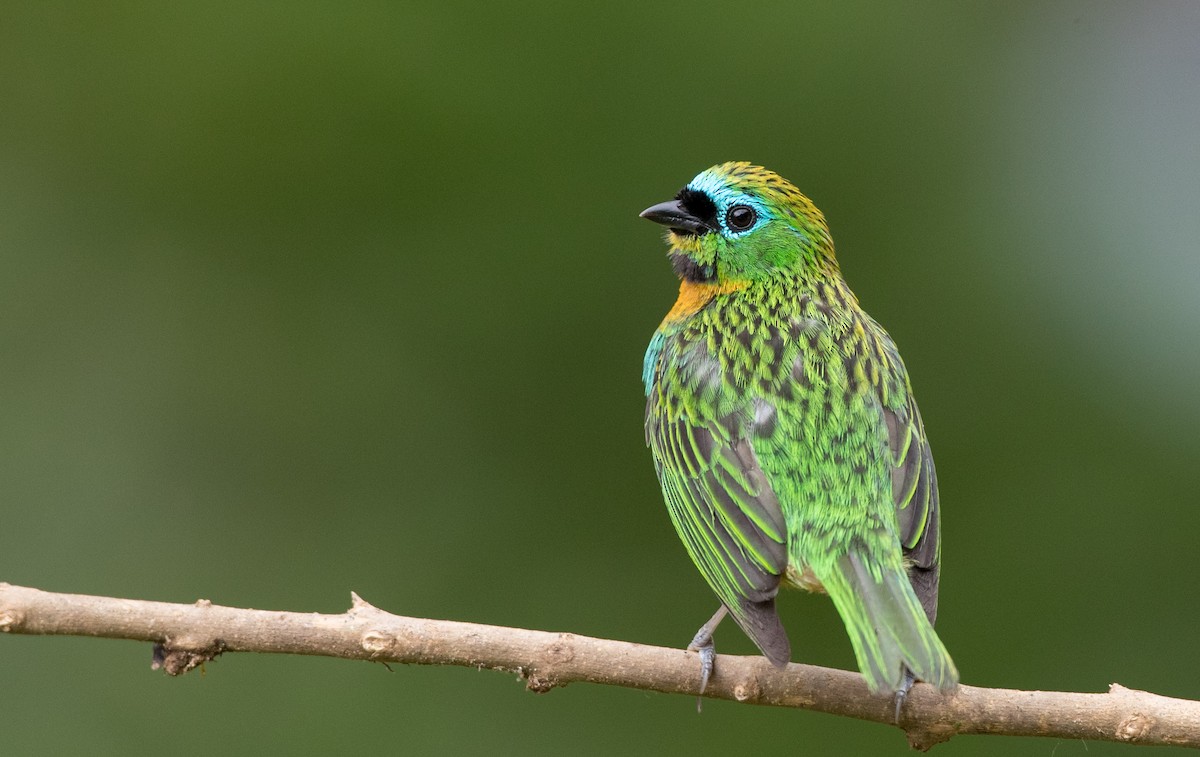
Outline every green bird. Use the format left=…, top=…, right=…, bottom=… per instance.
left=640, top=162, right=957, bottom=702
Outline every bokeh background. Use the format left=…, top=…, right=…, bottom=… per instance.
left=3, top=2, right=1199, bottom=754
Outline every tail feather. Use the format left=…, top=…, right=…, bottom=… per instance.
left=729, top=597, right=791, bottom=669
left=820, top=552, right=958, bottom=694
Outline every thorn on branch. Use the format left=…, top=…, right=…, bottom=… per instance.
left=349, top=592, right=380, bottom=613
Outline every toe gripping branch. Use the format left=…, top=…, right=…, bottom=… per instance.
left=686, top=606, right=729, bottom=711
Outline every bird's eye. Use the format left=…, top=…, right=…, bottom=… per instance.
left=726, top=204, right=756, bottom=232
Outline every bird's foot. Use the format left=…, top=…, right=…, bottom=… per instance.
left=686, top=634, right=717, bottom=697
left=893, top=668, right=916, bottom=723
left=686, top=606, right=728, bottom=712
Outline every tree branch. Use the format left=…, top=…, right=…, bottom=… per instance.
left=1, top=583, right=1195, bottom=751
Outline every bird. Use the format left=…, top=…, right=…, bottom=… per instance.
left=639, top=162, right=957, bottom=706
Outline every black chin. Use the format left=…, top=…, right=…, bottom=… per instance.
left=670, top=252, right=715, bottom=283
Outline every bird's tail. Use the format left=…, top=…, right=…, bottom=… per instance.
left=819, top=551, right=958, bottom=694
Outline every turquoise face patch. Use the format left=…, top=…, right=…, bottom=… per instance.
left=687, top=168, right=772, bottom=239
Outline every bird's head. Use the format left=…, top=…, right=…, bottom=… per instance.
left=640, top=162, right=837, bottom=286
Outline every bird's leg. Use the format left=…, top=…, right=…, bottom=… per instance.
left=686, top=605, right=729, bottom=703
left=893, top=667, right=916, bottom=723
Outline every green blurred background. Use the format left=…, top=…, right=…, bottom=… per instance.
left=3, top=2, right=1198, bottom=754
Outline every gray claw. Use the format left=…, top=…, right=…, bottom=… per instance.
left=697, top=643, right=715, bottom=695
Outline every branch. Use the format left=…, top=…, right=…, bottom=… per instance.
left=1, top=583, right=1195, bottom=751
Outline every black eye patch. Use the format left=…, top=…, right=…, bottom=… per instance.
left=675, top=187, right=719, bottom=229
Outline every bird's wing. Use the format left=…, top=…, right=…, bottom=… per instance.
left=881, top=382, right=941, bottom=624
left=646, top=401, right=791, bottom=666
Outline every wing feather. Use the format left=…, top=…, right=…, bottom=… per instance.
left=882, top=393, right=941, bottom=624
left=648, top=408, right=791, bottom=665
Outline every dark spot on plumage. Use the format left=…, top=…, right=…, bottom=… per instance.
left=736, top=328, right=754, bottom=350
left=774, top=380, right=794, bottom=402
left=669, top=252, right=715, bottom=283
left=831, top=287, right=850, bottom=309
left=675, top=187, right=719, bottom=230
left=764, top=325, right=785, bottom=358
left=844, top=355, right=859, bottom=394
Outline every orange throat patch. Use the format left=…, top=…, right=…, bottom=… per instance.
left=660, top=279, right=749, bottom=326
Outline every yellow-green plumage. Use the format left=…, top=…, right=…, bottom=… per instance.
left=641, top=162, right=957, bottom=695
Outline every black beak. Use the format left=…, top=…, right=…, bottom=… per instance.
left=639, top=200, right=712, bottom=235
